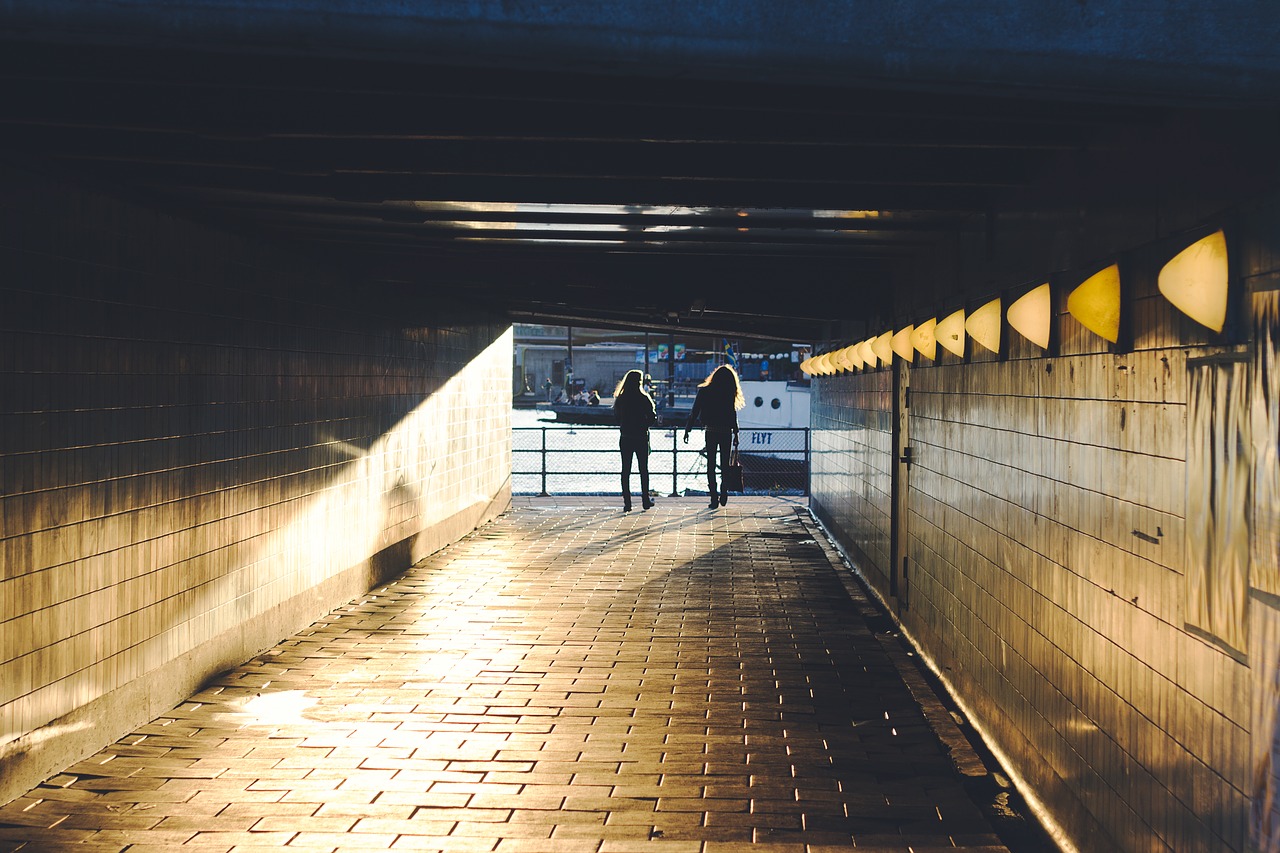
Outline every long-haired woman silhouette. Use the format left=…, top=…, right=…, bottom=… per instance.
left=613, top=369, right=657, bottom=511
left=683, top=364, right=745, bottom=508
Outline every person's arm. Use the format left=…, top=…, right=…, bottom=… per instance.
left=683, top=391, right=701, bottom=443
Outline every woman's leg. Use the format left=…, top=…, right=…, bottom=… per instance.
left=705, top=432, right=726, bottom=506
left=704, top=434, right=718, bottom=496
left=620, top=442, right=634, bottom=509
left=718, top=435, right=732, bottom=505
left=636, top=445, right=652, bottom=507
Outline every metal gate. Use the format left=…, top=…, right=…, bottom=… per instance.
left=513, top=426, right=810, bottom=496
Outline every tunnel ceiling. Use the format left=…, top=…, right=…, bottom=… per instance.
left=2, top=4, right=1280, bottom=341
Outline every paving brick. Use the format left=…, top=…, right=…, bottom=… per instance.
left=387, top=836, right=497, bottom=851
left=599, top=839, right=700, bottom=853
left=188, top=831, right=299, bottom=846
left=217, top=803, right=319, bottom=819
left=287, top=831, right=398, bottom=848
left=79, top=829, right=200, bottom=845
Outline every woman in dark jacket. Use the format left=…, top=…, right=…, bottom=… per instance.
left=683, top=365, right=745, bottom=508
left=613, top=370, right=657, bottom=511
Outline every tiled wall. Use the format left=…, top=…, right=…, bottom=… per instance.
left=0, top=165, right=512, bottom=803
left=812, top=204, right=1280, bottom=852
left=810, top=370, right=894, bottom=592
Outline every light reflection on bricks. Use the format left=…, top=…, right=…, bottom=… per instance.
left=0, top=497, right=1015, bottom=852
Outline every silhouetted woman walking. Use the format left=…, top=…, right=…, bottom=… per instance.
left=683, top=365, right=744, bottom=508
left=613, top=369, right=657, bottom=512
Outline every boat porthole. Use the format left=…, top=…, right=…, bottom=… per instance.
left=753, top=396, right=763, bottom=407
left=771, top=398, right=781, bottom=409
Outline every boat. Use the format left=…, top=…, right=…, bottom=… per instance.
left=541, top=380, right=808, bottom=435
left=537, top=400, right=616, bottom=425
left=539, top=398, right=696, bottom=425
left=737, top=380, right=810, bottom=432
left=513, top=392, right=543, bottom=409
left=733, top=380, right=810, bottom=491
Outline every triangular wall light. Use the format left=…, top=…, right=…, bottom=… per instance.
left=1007, top=283, right=1052, bottom=349
left=871, top=331, right=893, bottom=366
left=965, top=298, right=1002, bottom=354
left=1158, top=230, right=1229, bottom=333
left=1067, top=264, right=1121, bottom=343
left=859, top=339, right=877, bottom=369
left=891, top=326, right=915, bottom=363
left=936, top=309, right=966, bottom=357
left=911, top=318, right=937, bottom=361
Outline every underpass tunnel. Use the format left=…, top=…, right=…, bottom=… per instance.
left=1, top=4, right=1279, bottom=852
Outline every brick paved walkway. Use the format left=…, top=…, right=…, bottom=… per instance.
left=0, top=498, right=1017, bottom=853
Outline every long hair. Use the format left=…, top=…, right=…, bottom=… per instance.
left=613, top=369, right=651, bottom=403
left=699, top=364, right=745, bottom=409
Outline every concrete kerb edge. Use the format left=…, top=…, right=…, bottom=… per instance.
left=791, top=506, right=989, bottom=777
left=795, top=505, right=1066, bottom=851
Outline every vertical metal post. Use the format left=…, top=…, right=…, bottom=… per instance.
left=644, top=332, right=650, bottom=384
left=671, top=429, right=679, bottom=497
left=565, top=325, right=573, bottom=396
left=667, top=332, right=676, bottom=408
left=539, top=427, right=549, bottom=496
left=804, top=427, right=811, bottom=496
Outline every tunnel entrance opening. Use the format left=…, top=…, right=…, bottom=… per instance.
left=512, top=323, right=812, bottom=497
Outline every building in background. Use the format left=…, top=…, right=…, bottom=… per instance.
left=514, top=324, right=810, bottom=404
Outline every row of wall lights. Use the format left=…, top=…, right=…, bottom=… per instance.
left=801, top=230, right=1229, bottom=375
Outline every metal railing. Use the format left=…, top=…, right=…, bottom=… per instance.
left=513, top=426, right=810, bottom=496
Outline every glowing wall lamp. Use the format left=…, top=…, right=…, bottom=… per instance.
left=1158, top=230, right=1229, bottom=333
left=831, top=347, right=851, bottom=373
left=813, top=353, right=831, bottom=375
left=965, top=297, right=1002, bottom=354
left=936, top=309, right=966, bottom=357
left=859, top=338, right=878, bottom=369
left=911, top=318, right=937, bottom=361
left=891, top=325, right=915, bottom=363
left=1067, top=264, right=1121, bottom=343
left=1007, top=283, right=1052, bottom=349
left=845, top=344, right=864, bottom=371
left=871, top=331, right=893, bottom=366
left=800, top=358, right=814, bottom=376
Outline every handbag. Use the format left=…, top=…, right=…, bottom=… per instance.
left=722, top=433, right=744, bottom=492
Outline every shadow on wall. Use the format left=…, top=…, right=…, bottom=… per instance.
left=0, top=328, right=513, bottom=805
left=239, top=331, right=515, bottom=619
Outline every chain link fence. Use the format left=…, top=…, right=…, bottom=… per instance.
left=513, top=426, right=809, bottom=496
